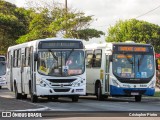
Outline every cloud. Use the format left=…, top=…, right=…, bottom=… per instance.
left=4, top=0, right=16, bottom=4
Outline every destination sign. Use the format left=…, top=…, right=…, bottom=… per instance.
left=39, top=40, right=83, bottom=49
left=117, top=54, right=132, bottom=58
left=118, top=46, right=148, bottom=52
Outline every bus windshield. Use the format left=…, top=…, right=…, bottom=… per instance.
left=112, top=53, right=154, bottom=79
left=38, top=50, right=85, bottom=77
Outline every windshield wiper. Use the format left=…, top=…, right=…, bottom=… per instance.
left=123, top=53, right=133, bottom=64
left=48, top=49, right=58, bottom=61
left=138, top=54, right=144, bottom=65
left=137, top=54, right=144, bottom=72
left=65, top=48, right=74, bottom=62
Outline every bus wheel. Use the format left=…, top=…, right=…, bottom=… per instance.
left=135, top=95, right=142, bottom=102
left=22, top=94, right=27, bottom=99
left=0, top=86, right=1, bottom=89
left=47, top=96, right=52, bottom=101
left=31, top=93, right=38, bottom=103
left=96, top=83, right=104, bottom=101
left=53, top=96, right=59, bottom=100
left=14, top=84, right=22, bottom=99
left=72, top=95, right=79, bottom=102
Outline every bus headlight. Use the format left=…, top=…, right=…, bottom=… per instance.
left=39, top=80, right=46, bottom=87
left=148, top=81, right=155, bottom=88
left=2, top=76, right=6, bottom=81
left=72, top=81, right=83, bottom=87
left=112, top=79, right=120, bottom=88
left=40, top=78, right=48, bottom=87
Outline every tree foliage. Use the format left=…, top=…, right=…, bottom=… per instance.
left=0, top=0, right=104, bottom=52
left=0, top=0, right=31, bottom=53
left=16, top=1, right=104, bottom=43
left=106, top=19, right=160, bottom=52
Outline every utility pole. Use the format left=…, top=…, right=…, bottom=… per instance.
left=65, top=0, right=68, bottom=35
left=65, top=0, right=67, bottom=11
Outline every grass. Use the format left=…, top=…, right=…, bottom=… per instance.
left=153, top=91, right=160, bottom=97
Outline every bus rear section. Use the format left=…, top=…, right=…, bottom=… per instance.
left=85, top=42, right=156, bottom=102
left=7, top=38, right=86, bottom=102
left=0, top=56, right=6, bottom=89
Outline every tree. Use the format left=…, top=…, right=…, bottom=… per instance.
left=106, top=19, right=160, bottom=52
left=16, top=1, right=104, bottom=43
left=0, top=0, right=31, bottom=53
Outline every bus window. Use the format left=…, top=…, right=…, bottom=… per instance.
left=38, top=50, right=85, bottom=76
left=0, top=56, right=6, bottom=89
left=93, top=49, right=102, bottom=68
left=0, top=61, right=6, bottom=76
left=86, top=50, right=93, bottom=68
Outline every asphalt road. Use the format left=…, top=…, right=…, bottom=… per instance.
left=0, top=87, right=160, bottom=119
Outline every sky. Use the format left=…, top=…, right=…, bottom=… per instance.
left=4, top=0, right=160, bottom=43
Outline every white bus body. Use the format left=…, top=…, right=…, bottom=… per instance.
left=6, top=38, right=86, bottom=102
left=85, top=42, right=156, bottom=102
left=0, top=56, right=6, bottom=89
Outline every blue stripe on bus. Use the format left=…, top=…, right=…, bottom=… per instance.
left=110, top=85, right=155, bottom=96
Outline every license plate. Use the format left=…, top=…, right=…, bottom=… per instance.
left=131, top=92, right=139, bottom=95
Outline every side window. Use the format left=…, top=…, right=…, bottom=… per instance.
left=93, top=49, right=102, bottom=68
left=86, top=50, right=93, bottom=68
left=28, top=47, right=32, bottom=66
left=17, top=49, right=21, bottom=67
left=7, top=51, right=11, bottom=68
left=25, top=47, right=30, bottom=67
left=13, top=50, right=17, bottom=67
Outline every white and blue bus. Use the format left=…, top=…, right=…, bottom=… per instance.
left=6, top=38, right=86, bottom=102
left=85, top=41, right=156, bottom=102
left=0, top=55, right=6, bottom=89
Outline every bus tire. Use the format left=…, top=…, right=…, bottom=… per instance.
left=14, top=84, right=22, bottom=99
left=47, top=96, right=52, bottom=101
left=31, top=93, right=38, bottom=103
left=53, top=96, right=58, bottom=100
left=0, top=86, right=1, bottom=89
left=72, top=95, right=79, bottom=102
left=22, top=94, right=27, bottom=99
left=96, top=82, right=105, bottom=101
left=135, top=95, right=142, bottom=102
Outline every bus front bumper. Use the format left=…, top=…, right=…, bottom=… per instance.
left=0, top=80, right=6, bottom=86
left=110, top=85, right=155, bottom=96
left=36, top=85, right=86, bottom=96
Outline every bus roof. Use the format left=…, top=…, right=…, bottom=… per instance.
left=85, top=42, right=152, bottom=50
left=8, top=38, right=84, bottom=50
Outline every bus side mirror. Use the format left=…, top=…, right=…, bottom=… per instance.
left=34, top=53, right=38, bottom=61
left=156, top=59, right=159, bottom=70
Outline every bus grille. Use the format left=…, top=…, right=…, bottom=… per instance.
left=54, top=89, right=70, bottom=92
left=47, top=79, right=76, bottom=83
left=51, top=84, right=71, bottom=87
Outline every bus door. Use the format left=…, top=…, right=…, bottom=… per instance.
left=29, top=47, right=36, bottom=94
left=21, top=54, right=25, bottom=93
left=105, top=54, right=110, bottom=93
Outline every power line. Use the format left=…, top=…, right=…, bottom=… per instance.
left=92, top=4, right=160, bottom=28
left=135, top=4, right=160, bottom=19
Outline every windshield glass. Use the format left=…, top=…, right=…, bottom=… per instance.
left=112, top=53, right=154, bottom=79
left=38, top=50, right=85, bottom=76
left=0, top=62, right=6, bottom=76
